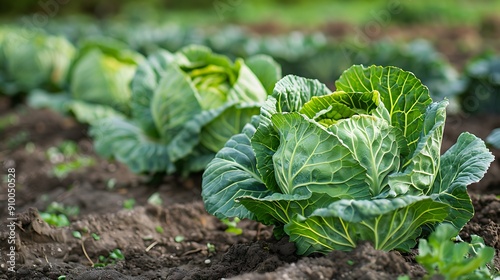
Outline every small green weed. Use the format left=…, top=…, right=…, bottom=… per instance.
left=123, top=198, right=136, bottom=210
left=93, top=249, right=125, bottom=267
left=45, top=141, right=95, bottom=178
left=174, top=235, right=185, bottom=243
left=147, top=192, right=163, bottom=206
left=155, top=226, right=164, bottom=234
left=40, top=213, right=70, bottom=227
left=206, top=243, right=216, bottom=253
left=72, top=231, right=82, bottom=239
left=25, top=142, right=35, bottom=153
left=91, top=233, right=100, bottom=241
left=221, top=217, right=242, bottom=235
left=107, top=178, right=117, bottom=189
left=40, top=202, right=79, bottom=227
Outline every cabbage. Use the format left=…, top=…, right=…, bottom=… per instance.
left=1, top=27, right=75, bottom=95
left=70, top=38, right=143, bottom=114
left=90, top=45, right=281, bottom=175
left=202, top=65, right=494, bottom=255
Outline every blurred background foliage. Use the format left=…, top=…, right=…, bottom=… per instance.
left=2, top=0, right=500, bottom=27
left=1, top=0, right=500, bottom=114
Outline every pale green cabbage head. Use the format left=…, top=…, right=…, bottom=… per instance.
left=1, top=28, right=75, bottom=94
left=90, top=45, right=281, bottom=175
left=70, top=38, right=143, bottom=114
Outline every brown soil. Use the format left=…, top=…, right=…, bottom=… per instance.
left=0, top=105, right=499, bottom=279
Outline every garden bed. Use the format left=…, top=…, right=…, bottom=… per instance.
left=0, top=104, right=499, bottom=279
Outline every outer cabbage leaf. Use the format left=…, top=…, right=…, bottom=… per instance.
left=200, top=103, right=261, bottom=153
left=245, top=54, right=282, bottom=95
left=229, top=59, right=269, bottom=103
left=69, top=100, right=126, bottom=125
left=202, top=117, right=271, bottom=220
left=237, top=192, right=334, bottom=236
left=167, top=102, right=260, bottom=162
left=178, top=44, right=233, bottom=70
left=179, top=146, right=218, bottom=175
left=90, top=118, right=175, bottom=174
left=286, top=196, right=449, bottom=255
left=151, top=64, right=201, bottom=142
left=387, top=100, right=447, bottom=196
left=237, top=193, right=312, bottom=226
left=166, top=102, right=235, bottom=162
left=329, top=114, right=400, bottom=197
left=130, top=50, right=176, bottom=138
left=429, top=132, right=494, bottom=229
left=271, top=113, right=369, bottom=198
left=27, top=89, right=72, bottom=113
left=252, top=75, right=331, bottom=193
left=335, top=65, right=432, bottom=160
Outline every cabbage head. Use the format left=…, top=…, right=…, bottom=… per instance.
left=202, top=65, right=494, bottom=255
left=70, top=38, right=144, bottom=114
left=1, top=27, right=75, bottom=95
left=91, top=45, right=281, bottom=175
